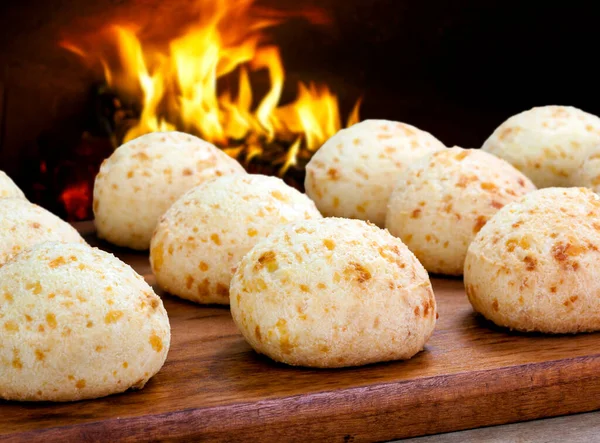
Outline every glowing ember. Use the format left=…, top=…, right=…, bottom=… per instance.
left=61, top=0, right=361, bottom=176
left=45, top=132, right=115, bottom=221
left=60, top=182, right=92, bottom=221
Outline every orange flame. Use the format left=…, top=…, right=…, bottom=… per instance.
left=61, top=0, right=360, bottom=175
left=60, top=182, right=92, bottom=221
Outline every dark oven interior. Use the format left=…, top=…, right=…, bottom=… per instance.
left=1, top=0, right=599, bottom=220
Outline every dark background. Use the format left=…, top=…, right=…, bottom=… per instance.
left=0, top=0, right=599, bottom=216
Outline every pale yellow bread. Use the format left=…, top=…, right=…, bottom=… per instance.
left=0, top=242, right=170, bottom=402
left=465, top=187, right=600, bottom=333
left=481, top=105, right=600, bottom=188
left=150, top=174, right=321, bottom=305
left=0, top=171, right=26, bottom=200
left=577, top=146, right=600, bottom=193
left=386, top=147, right=536, bottom=276
left=230, top=217, right=436, bottom=368
left=0, top=198, right=87, bottom=266
left=93, top=131, right=246, bottom=250
left=305, top=119, right=445, bottom=227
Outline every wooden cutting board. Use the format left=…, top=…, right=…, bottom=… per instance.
left=2, top=222, right=600, bottom=442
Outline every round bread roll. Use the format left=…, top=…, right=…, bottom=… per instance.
left=385, top=147, right=536, bottom=276
left=465, top=187, right=600, bottom=333
left=481, top=105, right=600, bottom=188
left=577, top=147, right=600, bottom=193
left=0, top=171, right=26, bottom=200
left=0, top=242, right=170, bottom=402
left=305, top=119, right=445, bottom=227
left=93, top=131, right=246, bottom=250
left=151, top=174, right=322, bottom=305
left=230, top=217, right=436, bottom=368
left=0, top=198, right=86, bottom=266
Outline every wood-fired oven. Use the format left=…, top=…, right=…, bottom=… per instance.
left=1, top=0, right=598, bottom=220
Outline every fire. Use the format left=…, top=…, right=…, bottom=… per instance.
left=61, top=0, right=361, bottom=176
left=60, top=182, right=92, bottom=221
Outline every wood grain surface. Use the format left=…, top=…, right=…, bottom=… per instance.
left=1, top=222, right=600, bottom=442
left=399, top=411, right=600, bottom=443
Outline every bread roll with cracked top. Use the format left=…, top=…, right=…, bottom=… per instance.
left=385, top=147, right=536, bottom=276
left=0, top=242, right=170, bottom=402
left=230, top=217, right=436, bottom=368
left=465, top=187, right=600, bottom=333
left=305, top=119, right=445, bottom=227
left=93, top=131, right=246, bottom=250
